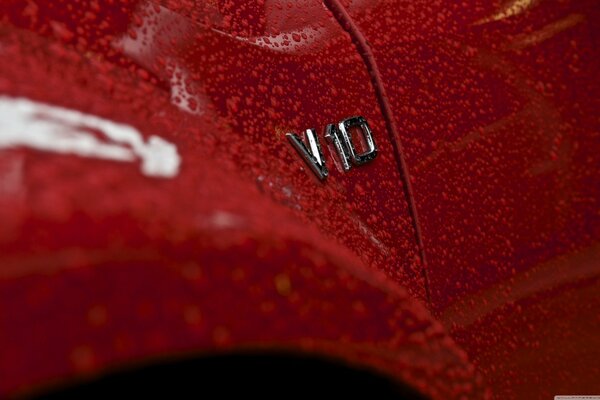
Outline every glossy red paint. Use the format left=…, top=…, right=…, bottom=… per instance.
left=342, top=0, right=600, bottom=397
left=0, top=0, right=597, bottom=398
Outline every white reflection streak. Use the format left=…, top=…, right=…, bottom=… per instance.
left=0, top=96, right=181, bottom=178
left=476, top=0, right=540, bottom=24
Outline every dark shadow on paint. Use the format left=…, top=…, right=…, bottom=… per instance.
left=30, top=352, right=428, bottom=399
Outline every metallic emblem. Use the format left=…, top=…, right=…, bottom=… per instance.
left=286, top=128, right=329, bottom=180
left=286, top=116, right=377, bottom=180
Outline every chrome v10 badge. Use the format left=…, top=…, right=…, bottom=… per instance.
left=286, top=116, right=377, bottom=180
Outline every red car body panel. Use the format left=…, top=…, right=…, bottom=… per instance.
left=341, top=0, right=600, bottom=397
left=0, top=0, right=597, bottom=398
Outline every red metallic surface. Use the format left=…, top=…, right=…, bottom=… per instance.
left=342, top=0, right=600, bottom=397
left=0, top=0, right=597, bottom=398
